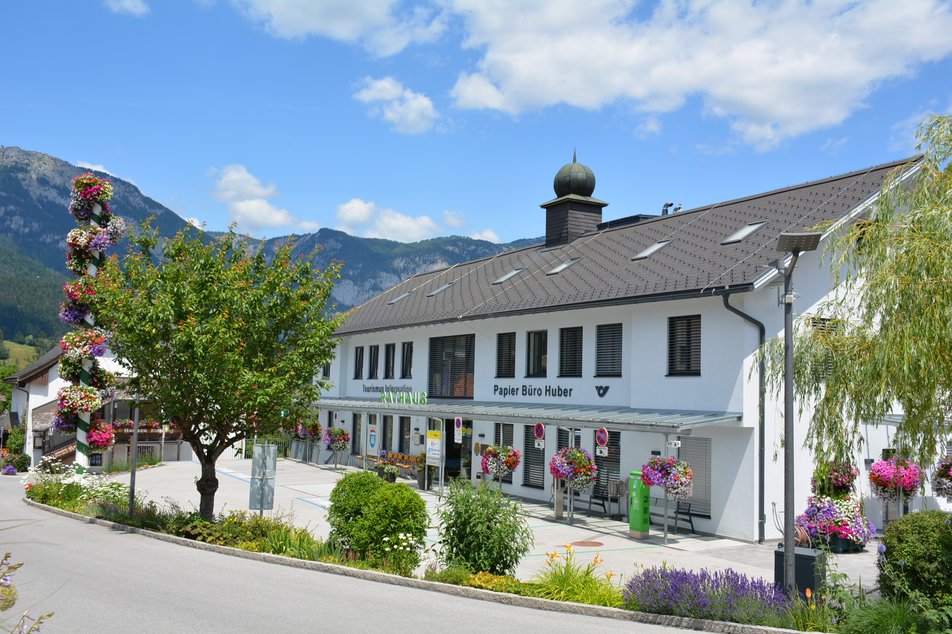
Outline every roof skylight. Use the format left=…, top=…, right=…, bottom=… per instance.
left=387, top=290, right=414, bottom=305
left=426, top=281, right=456, bottom=297
left=546, top=258, right=582, bottom=275
left=721, top=221, right=767, bottom=245
left=492, top=268, right=525, bottom=285
left=631, top=240, right=671, bottom=261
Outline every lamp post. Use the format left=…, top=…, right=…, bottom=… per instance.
left=776, top=231, right=822, bottom=595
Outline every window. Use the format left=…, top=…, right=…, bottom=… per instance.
left=595, top=323, right=623, bottom=377
left=679, top=436, right=712, bottom=516
left=494, top=423, right=514, bottom=484
left=526, top=330, right=547, bottom=378
left=632, top=240, right=671, bottom=261
left=400, top=342, right=413, bottom=379
left=522, top=424, right=545, bottom=489
left=384, top=343, right=395, bottom=379
left=321, top=361, right=331, bottom=379
left=496, top=332, right=516, bottom=378
left=326, top=410, right=335, bottom=428
left=399, top=416, right=411, bottom=454
left=668, top=315, right=701, bottom=376
left=546, top=258, right=582, bottom=275
left=428, top=334, right=475, bottom=398
left=492, top=269, right=524, bottom=285
left=368, top=345, right=379, bottom=379
left=351, top=413, right=361, bottom=455
left=559, top=326, right=583, bottom=377
left=388, top=290, right=413, bottom=305
left=557, top=427, right=581, bottom=450
left=381, top=415, right=393, bottom=452
left=427, top=281, right=455, bottom=297
left=353, top=346, right=364, bottom=379
left=721, top=221, right=767, bottom=245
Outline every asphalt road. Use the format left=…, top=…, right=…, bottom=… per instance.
left=0, top=475, right=687, bottom=633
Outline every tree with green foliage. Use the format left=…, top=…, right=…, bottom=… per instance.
left=763, top=115, right=952, bottom=467
left=0, top=361, right=16, bottom=407
left=95, top=225, right=343, bottom=519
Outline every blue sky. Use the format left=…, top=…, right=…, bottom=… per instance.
left=3, top=1, right=952, bottom=243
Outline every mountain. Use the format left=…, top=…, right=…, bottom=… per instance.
left=0, top=146, right=539, bottom=337
left=0, top=233, right=67, bottom=341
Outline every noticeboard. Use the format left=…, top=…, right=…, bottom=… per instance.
left=426, top=430, right=442, bottom=467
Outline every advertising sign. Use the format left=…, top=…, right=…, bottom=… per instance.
left=454, top=417, right=463, bottom=444
left=367, top=425, right=379, bottom=457
left=426, top=430, right=442, bottom=467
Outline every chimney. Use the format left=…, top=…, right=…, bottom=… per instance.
left=540, top=152, right=607, bottom=247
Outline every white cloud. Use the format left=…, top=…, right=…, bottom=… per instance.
left=470, top=229, right=500, bottom=243
left=211, top=164, right=315, bottom=233
left=365, top=209, right=439, bottom=241
left=442, top=210, right=466, bottom=229
left=354, top=76, right=440, bottom=134
left=820, top=137, right=849, bottom=154
left=75, top=161, right=139, bottom=187
left=634, top=116, right=661, bottom=139
left=103, top=0, right=150, bottom=17
left=337, top=198, right=377, bottom=225
left=186, top=217, right=206, bottom=229
left=231, top=0, right=444, bottom=56
left=889, top=103, right=952, bottom=153
left=449, top=0, right=952, bottom=149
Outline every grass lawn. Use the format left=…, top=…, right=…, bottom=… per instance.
left=2, top=341, right=40, bottom=369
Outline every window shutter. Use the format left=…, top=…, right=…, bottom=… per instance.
left=595, top=323, right=623, bottom=377
left=592, top=430, right=621, bottom=499
left=428, top=335, right=475, bottom=398
left=667, top=315, right=701, bottom=376
left=496, top=332, right=516, bottom=378
left=522, top=424, right=545, bottom=489
left=559, top=327, right=583, bottom=377
left=678, top=437, right=711, bottom=516
left=493, top=423, right=514, bottom=483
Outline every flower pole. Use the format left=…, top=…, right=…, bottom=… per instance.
left=641, top=456, right=693, bottom=543
left=59, top=174, right=123, bottom=472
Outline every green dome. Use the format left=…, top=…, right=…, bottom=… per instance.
left=553, top=152, right=596, bottom=198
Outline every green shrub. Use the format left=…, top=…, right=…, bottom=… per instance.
left=837, top=597, right=929, bottom=634
left=878, top=510, right=952, bottom=614
left=327, top=471, right=386, bottom=549
left=533, top=546, right=623, bottom=607
left=176, top=510, right=303, bottom=551
left=11, top=454, right=30, bottom=472
left=437, top=479, right=533, bottom=576
left=350, top=483, right=428, bottom=576
left=423, top=564, right=471, bottom=585
left=464, top=571, right=539, bottom=596
left=6, top=428, right=25, bottom=455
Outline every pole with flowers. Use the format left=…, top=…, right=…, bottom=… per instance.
left=56, top=174, right=124, bottom=471
left=641, top=455, right=693, bottom=543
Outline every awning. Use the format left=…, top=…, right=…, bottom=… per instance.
left=314, top=397, right=742, bottom=435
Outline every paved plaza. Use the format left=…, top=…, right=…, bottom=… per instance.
left=127, top=457, right=880, bottom=588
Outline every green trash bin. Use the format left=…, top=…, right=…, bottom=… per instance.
left=630, top=470, right=650, bottom=539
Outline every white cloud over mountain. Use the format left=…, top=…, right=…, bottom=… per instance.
left=212, top=164, right=316, bottom=233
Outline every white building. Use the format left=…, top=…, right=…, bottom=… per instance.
left=310, top=155, right=943, bottom=541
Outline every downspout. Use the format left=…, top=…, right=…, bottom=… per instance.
left=722, top=292, right=767, bottom=544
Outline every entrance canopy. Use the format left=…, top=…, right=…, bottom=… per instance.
left=314, top=397, right=742, bottom=435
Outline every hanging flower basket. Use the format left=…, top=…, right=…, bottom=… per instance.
left=65, top=221, right=126, bottom=275
left=323, top=427, right=350, bottom=452
left=550, top=447, right=598, bottom=491
left=69, top=173, right=114, bottom=222
left=932, top=456, right=952, bottom=499
left=56, top=385, right=103, bottom=415
left=86, top=420, right=116, bottom=453
left=481, top=445, right=521, bottom=479
left=869, top=458, right=923, bottom=500
left=293, top=421, right=321, bottom=440
left=641, top=456, right=694, bottom=500
left=795, top=495, right=875, bottom=547
left=60, top=328, right=109, bottom=360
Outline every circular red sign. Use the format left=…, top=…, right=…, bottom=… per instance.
left=533, top=423, right=545, bottom=440
left=595, top=427, right=609, bottom=447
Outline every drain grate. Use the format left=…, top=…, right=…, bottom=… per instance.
left=569, top=540, right=603, bottom=547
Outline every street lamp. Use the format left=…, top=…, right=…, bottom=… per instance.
left=776, top=231, right=822, bottom=595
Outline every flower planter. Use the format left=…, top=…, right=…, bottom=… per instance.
left=377, top=466, right=397, bottom=483
left=827, top=535, right=863, bottom=554
left=415, top=469, right=432, bottom=491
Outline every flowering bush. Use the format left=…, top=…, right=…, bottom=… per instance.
left=69, top=173, right=114, bottom=221
left=550, top=447, right=598, bottom=491
left=932, top=456, right=952, bottom=499
left=481, top=445, right=521, bottom=478
left=796, top=495, right=875, bottom=545
left=56, top=385, right=102, bottom=415
left=641, top=456, right=694, bottom=500
left=869, top=458, right=923, bottom=500
left=624, top=566, right=789, bottom=625
left=323, top=427, right=350, bottom=452
left=1, top=465, right=16, bottom=476
left=111, top=418, right=162, bottom=432
left=86, top=420, right=116, bottom=452
left=812, top=461, right=859, bottom=497
left=60, top=328, right=109, bottom=360
left=533, top=545, right=622, bottom=607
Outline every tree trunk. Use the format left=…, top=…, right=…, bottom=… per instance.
left=196, top=458, right=219, bottom=520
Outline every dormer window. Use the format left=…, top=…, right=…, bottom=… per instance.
left=721, top=221, right=767, bottom=245
left=546, top=258, right=582, bottom=275
left=427, top=281, right=456, bottom=297
left=632, top=240, right=671, bottom=261
left=492, top=268, right=525, bottom=285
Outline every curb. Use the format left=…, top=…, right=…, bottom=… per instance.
left=23, top=497, right=804, bottom=634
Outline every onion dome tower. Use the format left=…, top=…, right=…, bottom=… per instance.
left=541, top=151, right=607, bottom=247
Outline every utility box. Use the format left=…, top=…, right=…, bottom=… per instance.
left=774, top=546, right=825, bottom=599
left=629, top=470, right=650, bottom=539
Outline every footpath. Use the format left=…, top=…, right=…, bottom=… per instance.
left=128, top=458, right=880, bottom=587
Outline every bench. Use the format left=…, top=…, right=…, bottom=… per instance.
left=649, top=500, right=696, bottom=534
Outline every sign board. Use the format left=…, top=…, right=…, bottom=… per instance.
left=666, top=440, right=682, bottom=449
left=454, top=417, right=463, bottom=444
left=595, top=445, right=609, bottom=457
left=534, top=439, right=545, bottom=450
left=367, top=425, right=379, bottom=457
left=426, top=430, right=442, bottom=467
left=533, top=422, right=545, bottom=440
left=249, top=443, right=277, bottom=511
left=595, top=427, right=609, bottom=447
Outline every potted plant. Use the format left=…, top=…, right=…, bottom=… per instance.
left=377, top=463, right=399, bottom=483
left=414, top=452, right=434, bottom=490
left=796, top=461, right=874, bottom=553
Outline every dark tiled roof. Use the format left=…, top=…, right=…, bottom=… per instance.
left=3, top=346, right=62, bottom=385
left=338, top=158, right=919, bottom=335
